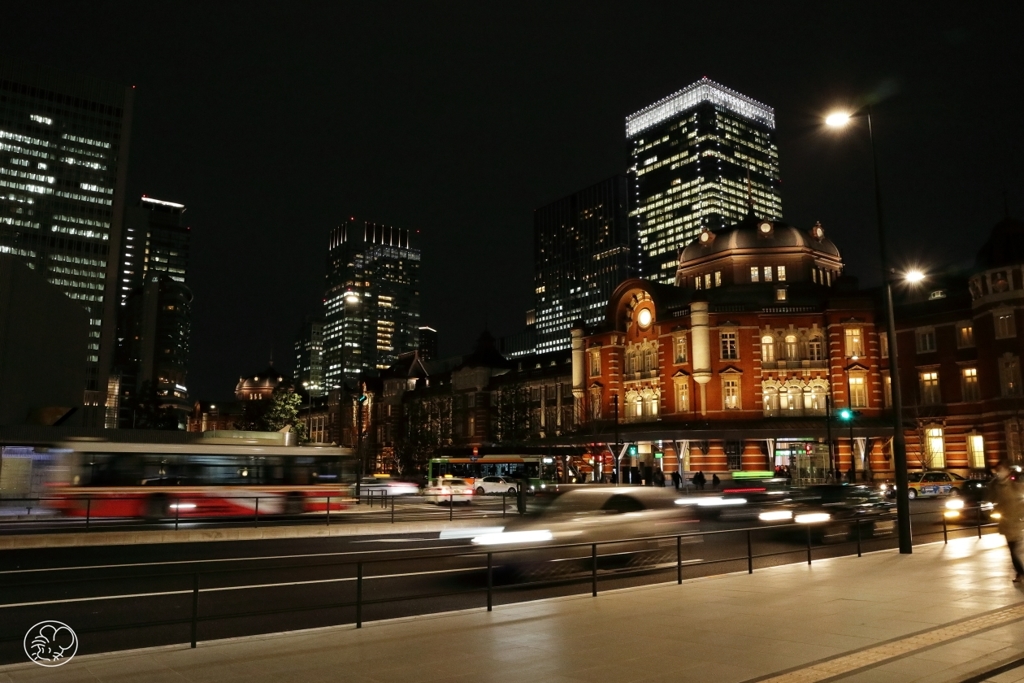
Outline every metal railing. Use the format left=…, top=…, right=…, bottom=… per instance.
left=0, top=503, right=998, bottom=662
left=0, top=490, right=522, bottom=534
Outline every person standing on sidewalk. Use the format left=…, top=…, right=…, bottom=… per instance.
left=986, top=460, right=1024, bottom=583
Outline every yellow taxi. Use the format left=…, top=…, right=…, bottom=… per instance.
left=903, top=471, right=967, bottom=499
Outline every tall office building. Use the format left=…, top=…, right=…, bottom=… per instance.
left=323, top=219, right=421, bottom=387
left=294, top=315, right=325, bottom=396
left=113, top=196, right=192, bottom=427
left=0, top=61, right=134, bottom=423
left=417, top=326, right=438, bottom=361
left=534, top=175, right=630, bottom=352
left=626, top=77, right=781, bottom=284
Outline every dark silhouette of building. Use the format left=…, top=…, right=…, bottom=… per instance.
left=323, top=219, right=421, bottom=385
left=294, top=316, right=325, bottom=397
left=417, top=326, right=438, bottom=361
left=113, top=197, right=192, bottom=428
left=0, top=60, right=135, bottom=425
left=534, top=175, right=630, bottom=353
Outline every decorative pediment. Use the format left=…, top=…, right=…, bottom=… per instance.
left=720, top=366, right=743, bottom=374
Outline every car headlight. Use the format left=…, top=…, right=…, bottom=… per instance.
left=879, top=484, right=888, bottom=491
left=982, top=502, right=994, bottom=511
left=992, top=512, right=1002, bottom=520
left=795, top=513, right=831, bottom=524
left=758, top=510, right=793, bottom=522
left=945, top=498, right=965, bottom=510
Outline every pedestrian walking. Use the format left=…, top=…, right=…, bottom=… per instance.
left=712, top=473, right=720, bottom=490
left=695, top=471, right=706, bottom=490
left=986, top=460, right=1024, bottom=583
left=671, top=470, right=681, bottom=490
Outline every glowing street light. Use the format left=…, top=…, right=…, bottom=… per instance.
left=825, top=111, right=853, bottom=128
left=904, top=269, right=925, bottom=284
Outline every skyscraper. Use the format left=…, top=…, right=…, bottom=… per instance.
left=114, top=196, right=192, bottom=427
left=534, top=175, right=630, bottom=352
left=627, top=77, right=781, bottom=284
left=323, top=219, right=420, bottom=387
left=294, top=315, right=325, bottom=396
left=0, top=61, right=134, bottom=423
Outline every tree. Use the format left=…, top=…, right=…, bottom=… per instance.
left=234, top=387, right=308, bottom=442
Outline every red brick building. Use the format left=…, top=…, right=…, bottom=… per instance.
left=571, top=212, right=895, bottom=481
left=895, top=216, right=1024, bottom=475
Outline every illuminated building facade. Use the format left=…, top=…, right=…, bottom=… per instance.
left=534, top=175, right=630, bottom=353
left=627, top=78, right=781, bottom=284
left=323, top=219, right=420, bottom=386
left=114, top=196, right=192, bottom=428
left=0, top=61, right=134, bottom=424
left=294, top=315, right=325, bottom=396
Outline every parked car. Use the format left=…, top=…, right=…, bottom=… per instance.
left=881, top=471, right=966, bottom=499
left=474, top=476, right=520, bottom=496
left=422, top=478, right=474, bottom=504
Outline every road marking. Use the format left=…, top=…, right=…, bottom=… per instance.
left=0, top=542, right=467, bottom=575
left=0, top=566, right=483, bottom=609
left=753, top=603, right=1024, bottom=683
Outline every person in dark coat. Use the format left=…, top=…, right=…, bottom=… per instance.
left=986, top=460, right=1024, bottom=582
left=671, top=470, right=681, bottom=490
left=712, top=473, right=720, bottom=490
left=695, top=471, right=706, bottom=490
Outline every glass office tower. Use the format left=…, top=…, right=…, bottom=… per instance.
left=0, top=60, right=133, bottom=423
left=294, top=315, right=325, bottom=397
left=323, top=219, right=420, bottom=387
left=534, top=175, right=630, bottom=352
left=627, top=77, right=781, bottom=284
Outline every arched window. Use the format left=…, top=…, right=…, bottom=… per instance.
left=761, top=335, right=775, bottom=363
left=785, top=335, right=799, bottom=360
left=762, top=384, right=779, bottom=417
left=643, top=388, right=660, bottom=418
left=781, top=383, right=803, bottom=412
left=589, top=388, right=602, bottom=420
left=805, top=382, right=828, bottom=415
left=625, top=348, right=639, bottom=375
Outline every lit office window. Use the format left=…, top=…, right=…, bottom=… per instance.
left=968, top=433, right=985, bottom=469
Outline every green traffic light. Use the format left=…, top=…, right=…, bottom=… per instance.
left=838, top=408, right=853, bottom=420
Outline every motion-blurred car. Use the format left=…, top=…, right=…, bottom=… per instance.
left=470, top=487, right=700, bottom=577
left=474, top=476, right=520, bottom=496
left=703, top=477, right=798, bottom=521
left=758, top=484, right=895, bottom=543
left=357, top=477, right=420, bottom=496
left=943, top=479, right=995, bottom=523
left=423, top=478, right=474, bottom=504
left=881, top=471, right=966, bottom=499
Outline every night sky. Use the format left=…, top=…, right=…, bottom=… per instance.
left=4, top=2, right=1023, bottom=400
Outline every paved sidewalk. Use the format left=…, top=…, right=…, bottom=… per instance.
left=3, top=534, right=1024, bottom=682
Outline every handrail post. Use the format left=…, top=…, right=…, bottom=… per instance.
left=942, top=511, right=948, bottom=544
left=978, top=506, right=982, bottom=538
left=191, top=572, right=200, bottom=648
left=487, top=552, right=493, bottom=612
left=391, top=493, right=395, bottom=523
left=502, top=490, right=506, bottom=519
left=327, top=496, right=331, bottom=527
left=856, top=518, right=862, bottom=557
left=449, top=492, right=453, bottom=521
left=356, top=562, right=363, bottom=628
left=676, top=536, right=682, bottom=585
left=591, top=543, right=598, bottom=596
left=85, top=497, right=91, bottom=530
left=806, top=525, right=812, bottom=565
left=747, top=529, right=753, bottom=574
left=254, top=497, right=259, bottom=528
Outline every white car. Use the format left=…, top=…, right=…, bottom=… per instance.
left=474, top=476, right=519, bottom=496
left=423, top=478, right=474, bottom=504
left=357, top=477, right=420, bottom=496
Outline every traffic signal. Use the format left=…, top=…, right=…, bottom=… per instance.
left=627, top=444, right=638, bottom=456
left=837, top=408, right=855, bottom=421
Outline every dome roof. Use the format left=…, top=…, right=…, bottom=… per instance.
left=235, top=365, right=288, bottom=395
left=975, top=216, right=1024, bottom=270
left=678, top=211, right=840, bottom=264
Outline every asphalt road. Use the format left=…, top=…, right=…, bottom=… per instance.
left=0, top=497, right=996, bottom=666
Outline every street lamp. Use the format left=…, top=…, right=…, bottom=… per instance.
left=844, top=355, right=860, bottom=482
left=826, top=106, right=913, bottom=554
left=302, top=381, right=313, bottom=442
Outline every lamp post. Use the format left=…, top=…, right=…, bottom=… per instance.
left=845, top=355, right=859, bottom=481
left=302, top=381, right=313, bottom=442
left=827, top=106, right=912, bottom=553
